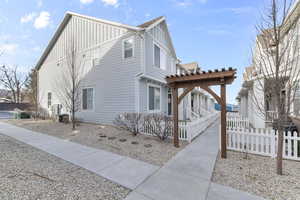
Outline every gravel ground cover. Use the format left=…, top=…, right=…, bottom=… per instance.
left=0, top=134, right=129, bottom=200
left=212, top=151, right=300, bottom=200
left=4, top=119, right=186, bottom=166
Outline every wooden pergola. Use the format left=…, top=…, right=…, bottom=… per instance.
left=166, top=68, right=237, bottom=158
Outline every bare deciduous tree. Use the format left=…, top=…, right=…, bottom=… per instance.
left=143, top=113, right=173, bottom=141
left=25, top=69, right=40, bottom=118
left=55, top=38, right=83, bottom=130
left=0, top=65, right=28, bottom=103
left=252, top=0, right=300, bottom=175
left=114, top=113, right=142, bottom=136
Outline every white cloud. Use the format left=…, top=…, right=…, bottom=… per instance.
left=175, top=0, right=207, bottom=7
left=80, top=0, right=94, bottom=4
left=32, top=46, right=41, bottom=52
left=34, top=11, right=50, bottom=29
left=145, top=13, right=151, bottom=18
left=37, top=0, right=43, bottom=7
left=101, top=0, right=119, bottom=7
left=176, top=1, right=192, bottom=7
left=0, top=34, right=11, bottom=41
left=0, top=43, right=18, bottom=55
left=20, top=12, right=37, bottom=24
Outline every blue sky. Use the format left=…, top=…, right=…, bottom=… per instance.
left=0, top=0, right=266, bottom=103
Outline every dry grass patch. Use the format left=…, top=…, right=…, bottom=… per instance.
left=4, top=119, right=187, bottom=166
left=212, top=151, right=300, bottom=200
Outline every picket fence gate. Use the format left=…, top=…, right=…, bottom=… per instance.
left=226, top=127, right=300, bottom=161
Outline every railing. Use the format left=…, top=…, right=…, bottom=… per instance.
left=226, top=127, right=300, bottom=161
left=227, top=113, right=250, bottom=129
left=190, top=110, right=201, bottom=120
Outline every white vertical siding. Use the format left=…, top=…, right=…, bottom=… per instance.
left=43, top=16, right=128, bottom=65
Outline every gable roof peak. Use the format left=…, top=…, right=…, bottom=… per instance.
left=137, top=16, right=165, bottom=28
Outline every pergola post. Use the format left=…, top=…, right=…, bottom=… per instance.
left=172, top=87, right=179, bottom=148
left=220, top=83, right=227, bottom=158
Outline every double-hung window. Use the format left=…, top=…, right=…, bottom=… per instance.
left=148, top=85, right=161, bottom=112
left=47, top=92, right=52, bottom=108
left=82, top=88, right=94, bottom=110
left=154, top=43, right=166, bottom=70
left=123, top=37, right=134, bottom=59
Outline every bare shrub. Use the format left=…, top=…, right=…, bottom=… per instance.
left=143, top=113, right=173, bottom=141
left=114, top=113, right=142, bottom=136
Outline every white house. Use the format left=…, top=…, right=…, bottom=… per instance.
left=36, top=12, right=215, bottom=124
left=237, top=1, right=300, bottom=128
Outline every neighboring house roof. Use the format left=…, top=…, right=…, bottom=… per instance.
left=256, top=1, right=300, bottom=44
left=243, top=66, right=255, bottom=81
left=177, top=62, right=200, bottom=72
left=35, top=12, right=176, bottom=70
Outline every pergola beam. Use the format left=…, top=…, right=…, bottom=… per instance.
left=170, top=78, right=235, bottom=89
left=166, top=70, right=235, bottom=83
left=200, top=86, right=222, bottom=105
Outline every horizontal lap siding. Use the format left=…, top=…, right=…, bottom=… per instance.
left=77, top=35, right=141, bottom=124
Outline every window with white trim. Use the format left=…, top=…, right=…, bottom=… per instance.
left=123, top=37, right=134, bottom=59
left=154, top=44, right=160, bottom=67
left=154, top=43, right=166, bottom=70
left=148, top=85, right=160, bottom=111
left=82, top=88, right=94, bottom=110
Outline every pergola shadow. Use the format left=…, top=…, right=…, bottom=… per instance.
left=166, top=68, right=237, bottom=158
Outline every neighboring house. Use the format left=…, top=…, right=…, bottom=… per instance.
left=177, top=62, right=215, bottom=120
left=36, top=12, right=215, bottom=124
left=236, top=66, right=265, bottom=128
left=237, top=1, right=300, bottom=128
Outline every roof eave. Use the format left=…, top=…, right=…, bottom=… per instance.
left=66, top=11, right=144, bottom=31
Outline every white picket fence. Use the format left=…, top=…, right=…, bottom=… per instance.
left=142, top=112, right=219, bottom=142
left=227, top=113, right=250, bottom=129
left=226, top=127, right=300, bottom=161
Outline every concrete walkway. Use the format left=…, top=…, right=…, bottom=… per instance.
left=0, top=122, right=159, bottom=190
left=125, top=121, right=265, bottom=200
